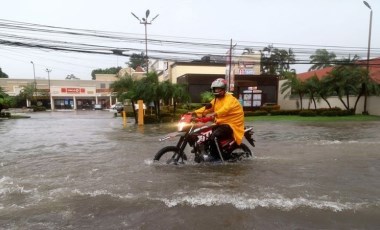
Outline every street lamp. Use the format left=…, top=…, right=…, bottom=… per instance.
left=30, top=61, right=37, bottom=101
left=362, top=0, right=372, bottom=114
left=131, top=10, right=159, bottom=73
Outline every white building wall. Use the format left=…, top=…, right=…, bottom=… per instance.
left=278, top=79, right=380, bottom=115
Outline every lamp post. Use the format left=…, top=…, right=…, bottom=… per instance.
left=362, top=0, right=372, bottom=115
left=30, top=61, right=37, bottom=102
left=45, top=68, right=52, bottom=110
left=131, top=10, right=159, bottom=73
left=45, top=68, right=51, bottom=94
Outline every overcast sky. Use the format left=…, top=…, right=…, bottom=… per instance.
left=1, top=0, right=379, bottom=80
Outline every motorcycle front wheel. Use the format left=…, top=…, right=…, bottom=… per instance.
left=154, top=146, right=187, bottom=164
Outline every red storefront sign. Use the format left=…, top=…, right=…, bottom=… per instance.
left=60, top=88, right=85, bottom=93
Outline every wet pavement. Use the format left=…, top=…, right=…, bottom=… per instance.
left=1, top=110, right=380, bottom=229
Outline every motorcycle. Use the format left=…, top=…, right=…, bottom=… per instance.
left=154, top=112, right=255, bottom=164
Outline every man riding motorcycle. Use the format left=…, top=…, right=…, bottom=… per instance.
left=194, top=78, right=245, bottom=161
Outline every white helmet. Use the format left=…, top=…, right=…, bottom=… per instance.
left=210, top=78, right=227, bottom=97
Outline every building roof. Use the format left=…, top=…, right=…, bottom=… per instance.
left=297, top=57, right=380, bottom=84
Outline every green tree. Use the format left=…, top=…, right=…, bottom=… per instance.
left=309, top=49, right=336, bottom=71
left=323, top=56, right=364, bottom=111
left=0, top=86, right=12, bottom=112
left=317, top=77, right=333, bottom=108
left=171, top=84, right=190, bottom=114
left=159, top=81, right=190, bottom=115
left=281, top=71, right=307, bottom=110
left=110, top=75, right=138, bottom=122
left=128, top=52, right=147, bottom=70
left=200, top=91, right=214, bottom=103
left=19, top=83, right=36, bottom=105
left=133, top=72, right=161, bottom=118
left=304, top=75, right=320, bottom=109
left=91, top=66, right=122, bottom=80
left=0, top=68, right=9, bottom=78
left=111, top=71, right=190, bottom=122
left=261, top=45, right=295, bottom=79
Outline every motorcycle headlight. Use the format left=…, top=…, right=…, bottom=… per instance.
left=178, top=122, right=187, bottom=132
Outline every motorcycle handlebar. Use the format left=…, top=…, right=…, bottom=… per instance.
left=185, top=112, right=214, bottom=123
left=193, top=116, right=214, bottom=123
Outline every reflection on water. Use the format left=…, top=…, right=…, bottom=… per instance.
left=1, top=111, right=380, bottom=229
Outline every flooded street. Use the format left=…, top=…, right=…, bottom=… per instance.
left=1, top=111, right=380, bottom=229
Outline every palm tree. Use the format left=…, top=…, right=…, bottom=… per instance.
left=309, top=49, right=336, bottom=71
left=261, top=45, right=295, bottom=78
left=133, top=72, right=161, bottom=118
left=200, top=91, right=214, bottom=103
left=280, top=71, right=307, bottom=110
left=304, top=75, right=320, bottom=109
left=318, top=77, right=333, bottom=108
left=171, top=84, right=190, bottom=115
left=353, top=68, right=379, bottom=113
left=324, top=57, right=363, bottom=111
left=110, top=75, right=138, bottom=122
left=242, top=48, right=255, bottom=54
left=19, top=83, right=36, bottom=106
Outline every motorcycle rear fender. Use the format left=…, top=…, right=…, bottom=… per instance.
left=244, top=126, right=255, bottom=147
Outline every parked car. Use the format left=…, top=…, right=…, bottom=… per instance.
left=110, top=102, right=124, bottom=113
left=94, top=104, right=103, bottom=110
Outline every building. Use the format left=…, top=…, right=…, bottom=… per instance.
left=1, top=53, right=280, bottom=111
left=157, top=53, right=279, bottom=109
left=0, top=75, right=117, bottom=110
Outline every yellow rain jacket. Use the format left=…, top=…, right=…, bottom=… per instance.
left=195, top=93, right=245, bottom=145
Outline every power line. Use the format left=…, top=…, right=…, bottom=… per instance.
left=1, top=18, right=380, bottom=68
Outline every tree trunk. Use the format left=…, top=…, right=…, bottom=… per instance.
left=338, top=96, right=349, bottom=110
left=299, top=94, right=303, bottom=110
left=321, top=96, right=331, bottom=108
left=312, top=96, right=317, bottom=110
left=173, top=101, right=177, bottom=116
left=353, top=93, right=363, bottom=114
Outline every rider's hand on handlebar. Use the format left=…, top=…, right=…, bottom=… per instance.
left=205, top=113, right=216, bottom=118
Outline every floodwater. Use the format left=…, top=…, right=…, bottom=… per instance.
left=1, top=111, right=379, bottom=229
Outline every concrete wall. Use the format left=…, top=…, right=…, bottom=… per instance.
left=171, top=65, right=225, bottom=84
left=278, top=79, right=380, bottom=115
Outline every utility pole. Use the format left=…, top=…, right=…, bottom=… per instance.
left=30, top=61, right=37, bottom=102
left=46, top=68, right=52, bottom=95
left=363, top=0, right=372, bottom=115
left=131, top=10, right=159, bottom=74
left=227, top=39, right=237, bottom=92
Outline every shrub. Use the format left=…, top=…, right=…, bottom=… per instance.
left=299, top=110, right=317, bottom=117
left=125, top=112, right=135, bottom=117
left=270, top=110, right=300, bottom=115
left=315, top=107, right=341, bottom=115
left=338, top=109, right=355, bottom=116
left=175, top=108, right=188, bottom=114
left=143, top=115, right=159, bottom=124
left=260, top=104, right=280, bottom=113
left=180, top=103, right=203, bottom=110
left=0, top=112, right=11, bottom=118
left=31, top=105, right=46, bottom=112
left=320, top=110, right=339, bottom=116
left=244, top=110, right=268, bottom=116
left=160, top=116, right=175, bottom=123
